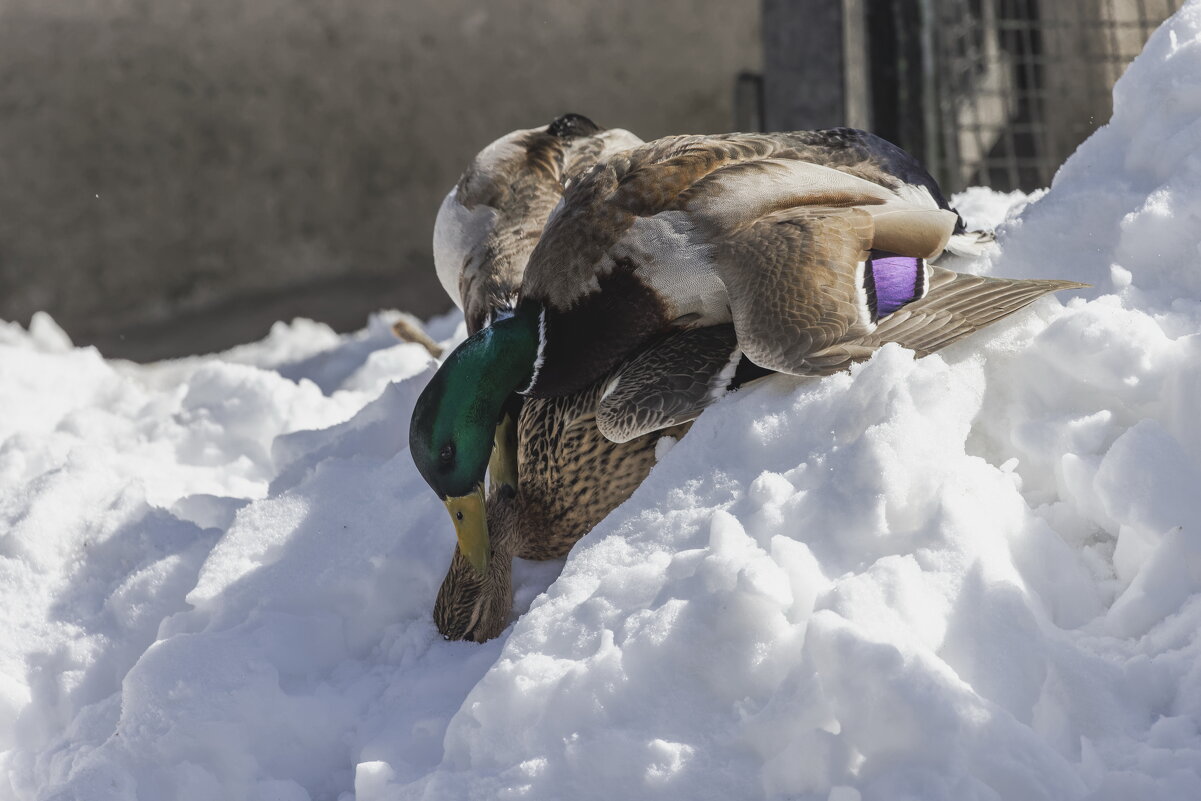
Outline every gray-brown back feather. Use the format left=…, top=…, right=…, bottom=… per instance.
left=595, top=324, right=739, bottom=443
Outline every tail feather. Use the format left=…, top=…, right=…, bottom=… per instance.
left=940, top=229, right=997, bottom=260
left=864, top=267, right=1086, bottom=355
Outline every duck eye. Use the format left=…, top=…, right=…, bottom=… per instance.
left=439, top=443, right=455, bottom=463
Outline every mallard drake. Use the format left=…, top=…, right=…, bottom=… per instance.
left=416, top=114, right=687, bottom=642
left=412, top=128, right=1083, bottom=639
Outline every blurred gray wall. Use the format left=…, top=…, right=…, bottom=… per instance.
left=0, top=0, right=760, bottom=360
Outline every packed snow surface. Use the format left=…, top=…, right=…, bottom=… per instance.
left=5, top=7, right=1201, bottom=799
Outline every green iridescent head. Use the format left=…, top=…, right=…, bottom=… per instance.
left=409, top=309, right=539, bottom=574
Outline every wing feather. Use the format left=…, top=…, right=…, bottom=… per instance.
left=711, top=206, right=875, bottom=375
left=595, top=325, right=740, bottom=443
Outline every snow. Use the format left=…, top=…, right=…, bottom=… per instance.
left=4, top=5, right=1201, bottom=798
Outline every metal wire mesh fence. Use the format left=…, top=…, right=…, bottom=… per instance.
left=922, top=0, right=1183, bottom=192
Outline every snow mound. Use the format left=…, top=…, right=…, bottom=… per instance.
left=4, top=6, right=1201, bottom=799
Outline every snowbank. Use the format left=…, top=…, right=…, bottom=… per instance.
left=4, top=5, right=1201, bottom=799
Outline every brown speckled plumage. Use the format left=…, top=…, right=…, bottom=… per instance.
left=434, top=380, right=689, bottom=642
left=453, top=128, right=589, bottom=334
left=438, top=117, right=644, bottom=335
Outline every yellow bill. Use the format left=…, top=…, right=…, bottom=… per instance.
left=444, top=484, right=489, bottom=575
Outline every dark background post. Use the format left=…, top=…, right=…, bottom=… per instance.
left=761, top=0, right=871, bottom=132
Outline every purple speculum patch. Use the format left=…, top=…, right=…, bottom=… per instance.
left=866, top=251, right=924, bottom=317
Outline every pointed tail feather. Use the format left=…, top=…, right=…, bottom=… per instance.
left=864, top=267, right=1087, bottom=355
